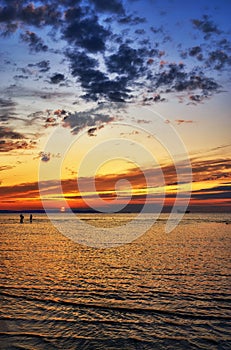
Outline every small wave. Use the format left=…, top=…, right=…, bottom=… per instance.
left=1, top=290, right=231, bottom=322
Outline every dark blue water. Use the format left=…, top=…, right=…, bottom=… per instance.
left=0, top=213, right=230, bottom=349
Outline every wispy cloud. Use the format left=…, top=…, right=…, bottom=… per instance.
left=20, top=30, right=48, bottom=52
left=0, top=139, right=36, bottom=152
left=0, top=125, right=37, bottom=152
left=192, top=185, right=231, bottom=200
left=28, top=60, right=50, bottom=73
left=0, top=165, right=14, bottom=171
left=0, top=97, right=17, bottom=122
left=0, top=125, right=25, bottom=139
left=63, top=105, right=117, bottom=134
left=175, top=119, right=194, bottom=125
left=1, top=153, right=230, bottom=208
left=190, top=158, right=231, bottom=182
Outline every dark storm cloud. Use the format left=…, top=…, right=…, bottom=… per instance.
left=106, top=44, right=146, bottom=79
left=66, top=45, right=221, bottom=102
left=192, top=15, right=222, bottom=39
left=81, top=74, right=131, bottom=102
left=118, top=15, right=146, bottom=25
left=206, top=50, right=231, bottom=70
left=135, top=29, right=145, bottom=35
left=20, top=2, right=61, bottom=27
left=155, top=63, right=187, bottom=89
left=67, top=50, right=98, bottom=75
left=0, top=0, right=230, bottom=105
left=49, top=73, right=65, bottom=84
left=150, top=26, right=165, bottom=34
left=67, top=50, right=131, bottom=102
left=20, top=31, right=48, bottom=52
left=150, top=25, right=172, bottom=45
left=62, top=12, right=110, bottom=52
left=217, top=38, right=231, bottom=51
left=142, top=94, right=166, bottom=104
left=153, top=63, right=220, bottom=98
left=54, top=0, right=81, bottom=6
left=0, top=22, right=18, bottom=36
left=90, top=0, right=124, bottom=14
left=0, top=1, right=61, bottom=27
left=188, top=46, right=202, bottom=57
left=0, top=3, right=17, bottom=22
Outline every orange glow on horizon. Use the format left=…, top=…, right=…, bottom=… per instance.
left=1, top=149, right=230, bottom=211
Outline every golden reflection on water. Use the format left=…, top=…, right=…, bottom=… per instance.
left=0, top=213, right=230, bottom=349
left=75, top=213, right=136, bottom=227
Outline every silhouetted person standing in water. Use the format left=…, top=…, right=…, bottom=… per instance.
left=20, top=214, right=24, bottom=224
left=30, top=214, right=33, bottom=223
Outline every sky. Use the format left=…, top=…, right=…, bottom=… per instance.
left=0, top=0, right=231, bottom=212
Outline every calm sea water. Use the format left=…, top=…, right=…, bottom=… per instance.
left=0, top=213, right=230, bottom=350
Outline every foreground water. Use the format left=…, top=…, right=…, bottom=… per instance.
left=0, top=213, right=230, bottom=349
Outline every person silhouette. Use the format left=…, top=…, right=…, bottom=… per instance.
left=20, top=214, right=24, bottom=224
left=30, top=214, right=33, bottom=223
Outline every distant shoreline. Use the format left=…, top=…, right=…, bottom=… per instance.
left=0, top=208, right=230, bottom=214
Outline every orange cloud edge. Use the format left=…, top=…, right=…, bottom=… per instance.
left=1, top=156, right=230, bottom=212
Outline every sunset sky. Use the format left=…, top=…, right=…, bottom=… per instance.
left=0, top=0, right=230, bottom=212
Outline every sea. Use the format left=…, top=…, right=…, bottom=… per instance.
left=0, top=213, right=230, bottom=350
